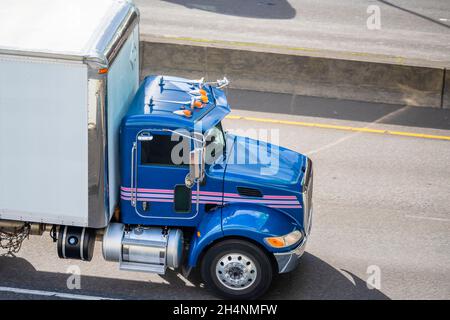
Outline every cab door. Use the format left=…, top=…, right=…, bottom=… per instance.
left=131, top=130, right=223, bottom=227
left=130, top=130, right=229, bottom=226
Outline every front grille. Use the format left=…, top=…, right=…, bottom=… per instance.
left=302, top=159, right=313, bottom=235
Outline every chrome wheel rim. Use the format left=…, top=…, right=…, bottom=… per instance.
left=215, top=253, right=258, bottom=290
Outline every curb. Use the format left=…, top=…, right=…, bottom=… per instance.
left=140, top=35, right=449, bottom=109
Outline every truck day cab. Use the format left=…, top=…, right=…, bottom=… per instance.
left=0, top=0, right=313, bottom=299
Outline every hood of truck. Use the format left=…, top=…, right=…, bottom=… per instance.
left=222, top=134, right=307, bottom=223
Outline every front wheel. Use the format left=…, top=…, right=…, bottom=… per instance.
left=201, top=239, right=273, bottom=299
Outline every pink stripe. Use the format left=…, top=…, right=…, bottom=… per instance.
left=263, top=195, right=297, bottom=200
left=121, top=195, right=298, bottom=204
left=122, top=187, right=296, bottom=200
left=223, top=192, right=297, bottom=200
left=121, top=187, right=173, bottom=194
left=223, top=192, right=240, bottom=197
left=122, top=192, right=222, bottom=201
left=122, top=192, right=174, bottom=199
left=224, top=198, right=299, bottom=205
left=194, top=190, right=223, bottom=196
left=268, top=205, right=302, bottom=208
left=121, top=197, right=300, bottom=208
left=121, top=196, right=173, bottom=203
left=121, top=196, right=221, bottom=205
left=123, top=187, right=221, bottom=197
left=192, top=195, right=223, bottom=201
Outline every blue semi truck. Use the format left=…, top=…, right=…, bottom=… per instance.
left=0, top=0, right=313, bottom=299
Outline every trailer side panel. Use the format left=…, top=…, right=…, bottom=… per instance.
left=0, top=55, right=89, bottom=226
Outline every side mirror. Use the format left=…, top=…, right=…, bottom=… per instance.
left=186, top=147, right=204, bottom=188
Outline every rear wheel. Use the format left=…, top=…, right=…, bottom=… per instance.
left=201, top=239, right=273, bottom=299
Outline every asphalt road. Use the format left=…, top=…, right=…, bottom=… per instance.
left=135, top=0, right=450, bottom=64
left=0, top=91, right=449, bottom=300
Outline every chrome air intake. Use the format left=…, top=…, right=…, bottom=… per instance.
left=102, top=223, right=183, bottom=274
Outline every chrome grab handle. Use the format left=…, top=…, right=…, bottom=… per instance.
left=130, top=142, right=137, bottom=207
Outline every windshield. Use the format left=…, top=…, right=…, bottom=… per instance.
left=205, top=122, right=226, bottom=165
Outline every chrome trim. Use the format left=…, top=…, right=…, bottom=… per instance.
left=0, top=49, right=84, bottom=62
left=302, top=158, right=313, bottom=235
left=80, top=227, right=86, bottom=260
left=86, top=2, right=139, bottom=228
left=61, top=226, right=67, bottom=259
left=85, top=3, right=139, bottom=68
left=87, top=78, right=109, bottom=228
left=123, top=243, right=130, bottom=262
left=102, top=223, right=125, bottom=261
left=273, top=235, right=308, bottom=274
left=215, top=253, right=257, bottom=290
left=104, top=8, right=139, bottom=66
left=131, top=142, right=137, bottom=207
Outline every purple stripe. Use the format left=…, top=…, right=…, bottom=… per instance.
left=121, top=187, right=173, bottom=194
left=121, top=196, right=221, bottom=205
left=121, top=197, right=301, bottom=208
left=121, top=192, right=174, bottom=199
left=224, top=198, right=300, bottom=205
left=121, top=186, right=297, bottom=200
left=121, top=196, right=173, bottom=203
left=268, top=205, right=302, bottom=208
left=122, top=192, right=222, bottom=201
left=121, top=192, right=299, bottom=205
left=192, top=195, right=223, bottom=201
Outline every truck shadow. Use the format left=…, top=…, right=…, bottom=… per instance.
left=0, top=252, right=388, bottom=300
left=160, top=0, right=296, bottom=20
left=266, top=253, right=389, bottom=299
left=227, top=89, right=450, bottom=131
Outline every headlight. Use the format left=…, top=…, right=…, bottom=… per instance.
left=264, top=230, right=303, bottom=248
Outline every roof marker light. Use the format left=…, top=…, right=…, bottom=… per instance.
left=98, top=68, right=108, bottom=74
left=191, top=100, right=203, bottom=109
left=189, top=88, right=207, bottom=96
left=173, top=109, right=192, bottom=117
left=200, top=95, right=209, bottom=103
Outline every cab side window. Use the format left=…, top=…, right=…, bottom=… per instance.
left=140, top=134, right=187, bottom=166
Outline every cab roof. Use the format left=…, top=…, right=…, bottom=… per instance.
left=123, top=75, right=231, bottom=132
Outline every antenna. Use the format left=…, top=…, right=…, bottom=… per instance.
left=161, top=76, right=229, bottom=89
left=204, top=77, right=230, bottom=88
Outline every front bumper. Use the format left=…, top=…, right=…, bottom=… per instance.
left=274, top=157, right=314, bottom=274
left=274, top=190, right=313, bottom=273
left=273, top=233, right=308, bottom=273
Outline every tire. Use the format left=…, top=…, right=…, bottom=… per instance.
left=201, top=239, right=273, bottom=300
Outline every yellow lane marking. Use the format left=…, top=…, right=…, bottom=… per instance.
left=225, top=115, right=450, bottom=141
left=160, top=36, right=409, bottom=64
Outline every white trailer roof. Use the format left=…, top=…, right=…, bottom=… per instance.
left=0, top=0, right=135, bottom=61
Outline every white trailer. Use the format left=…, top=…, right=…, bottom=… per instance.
left=0, top=0, right=139, bottom=230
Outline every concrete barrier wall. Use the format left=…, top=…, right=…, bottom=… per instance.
left=140, top=38, right=449, bottom=108
left=443, top=69, right=450, bottom=109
